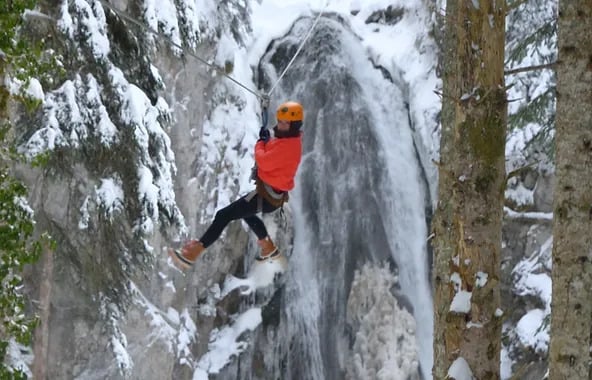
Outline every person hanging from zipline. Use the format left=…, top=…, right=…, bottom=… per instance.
left=169, top=101, right=304, bottom=270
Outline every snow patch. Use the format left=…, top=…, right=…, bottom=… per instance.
left=222, top=258, right=287, bottom=296
left=450, top=290, right=472, bottom=314
left=129, top=282, right=195, bottom=358
left=450, top=272, right=462, bottom=291
left=516, top=309, right=549, bottom=353
left=66, top=0, right=111, bottom=59
left=505, top=178, right=534, bottom=208
left=511, top=236, right=553, bottom=355
left=195, top=308, right=262, bottom=376
left=475, top=271, right=488, bottom=288
left=8, top=77, right=45, bottom=100
left=448, top=357, right=475, bottom=380
left=5, top=339, right=33, bottom=378
left=96, top=177, right=124, bottom=218
left=143, top=0, right=182, bottom=51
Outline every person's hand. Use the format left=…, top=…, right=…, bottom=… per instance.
left=258, top=127, right=270, bottom=142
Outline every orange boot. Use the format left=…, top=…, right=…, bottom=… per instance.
left=256, top=237, right=280, bottom=261
left=169, top=240, right=205, bottom=269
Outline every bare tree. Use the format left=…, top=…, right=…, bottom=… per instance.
left=431, top=0, right=507, bottom=378
left=548, top=1, right=592, bottom=379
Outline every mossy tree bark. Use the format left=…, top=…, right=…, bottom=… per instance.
left=0, top=62, right=8, bottom=123
left=431, top=0, right=507, bottom=379
left=548, top=1, right=592, bottom=379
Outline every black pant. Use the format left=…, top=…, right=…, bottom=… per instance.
left=199, top=192, right=279, bottom=248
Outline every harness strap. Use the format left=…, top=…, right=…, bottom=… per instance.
left=279, top=206, right=287, bottom=229
left=245, top=190, right=257, bottom=202
left=257, top=193, right=263, bottom=214
left=245, top=189, right=263, bottom=213
left=256, top=178, right=289, bottom=209
left=263, top=183, right=286, bottom=200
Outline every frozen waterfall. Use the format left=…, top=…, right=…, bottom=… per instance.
left=235, top=15, right=434, bottom=379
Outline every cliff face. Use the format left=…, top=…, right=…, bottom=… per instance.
left=13, top=1, right=554, bottom=379
left=17, top=0, right=258, bottom=378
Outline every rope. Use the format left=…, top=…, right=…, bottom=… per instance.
left=266, top=2, right=329, bottom=97
left=95, top=0, right=264, bottom=100
left=94, top=0, right=328, bottom=112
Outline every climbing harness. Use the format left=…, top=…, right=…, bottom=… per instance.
left=244, top=181, right=287, bottom=212
left=256, top=178, right=288, bottom=209
left=244, top=178, right=288, bottom=224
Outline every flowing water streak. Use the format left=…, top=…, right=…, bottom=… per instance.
left=260, top=15, right=433, bottom=379
left=355, top=61, right=435, bottom=376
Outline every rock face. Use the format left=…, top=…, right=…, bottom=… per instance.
left=18, top=0, right=256, bottom=379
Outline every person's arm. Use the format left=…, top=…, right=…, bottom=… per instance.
left=255, top=141, right=287, bottom=172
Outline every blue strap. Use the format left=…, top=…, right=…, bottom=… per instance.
left=260, top=96, right=269, bottom=129
left=261, top=106, right=269, bottom=128
left=261, top=107, right=268, bottom=128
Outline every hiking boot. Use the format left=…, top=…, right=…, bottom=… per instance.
left=169, top=239, right=205, bottom=269
left=255, top=237, right=279, bottom=261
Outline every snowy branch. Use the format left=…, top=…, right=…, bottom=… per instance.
left=503, top=207, right=553, bottom=224
left=23, top=10, right=55, bottom=22
left=505, top=62, right=556, bottom=76
left=506, top=161, right=540, bottom=182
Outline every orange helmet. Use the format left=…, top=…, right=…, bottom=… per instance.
left=276, top=101, right=304, bottom=122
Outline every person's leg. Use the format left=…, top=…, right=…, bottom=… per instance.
left=242, top=194, right=280, bottom=239
left=172, top=193, right=279, bottom=269
left=200, top=193, right=276, bottom=247
left=172, top=239, right=204, bottom=269
left=246, top=196, right=281, bottom=259
left=243, top=215, right=268, bottom=240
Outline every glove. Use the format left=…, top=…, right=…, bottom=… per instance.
left=258, top=127, right=270, bottom=142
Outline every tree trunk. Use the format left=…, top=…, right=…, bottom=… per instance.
left=548, top=1, right=592, bottom=379
left=431, top=1, right=507, bottom=379
left=33, top=243, right=54, bottom=380
left=0, top=62, right=8, bottom=122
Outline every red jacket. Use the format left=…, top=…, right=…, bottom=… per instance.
left=255, top=135, right=302, bottom=191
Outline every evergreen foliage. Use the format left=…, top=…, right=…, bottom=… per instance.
left=26, top=0, right=183, bottom=305
left=0, top=0, right=37, bottom=81
left=505, top=0, right=557, bottom=159
left=0, top=0, right=54, bottom=377
left=0, top=169, right=44, bottom=380
left=15, top=0, right=251, bottom=315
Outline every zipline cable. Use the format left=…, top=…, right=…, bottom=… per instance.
left=265, top=1, right=329, bottom=97
left=94, top=0, right=328, bottom=116
left=96, top=0, right=263, bottom=100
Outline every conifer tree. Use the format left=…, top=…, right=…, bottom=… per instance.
left=0, top=1, right=53, bottom=377
left=548, top=0, right=592, bottom=378
left=505, top=0, right=557, bottom=159
left=432, top=0, right=507, bottom=378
